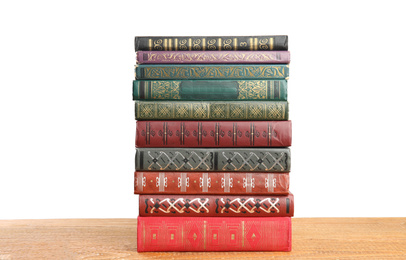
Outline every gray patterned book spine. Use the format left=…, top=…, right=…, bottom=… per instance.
left=135, top=148, right=290, bottom=172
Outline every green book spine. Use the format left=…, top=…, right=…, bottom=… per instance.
left=132, top=80, right=287, bottom=101
left=135, top=148, right=290, bottom=172
left=134, top=36, right=288, bottom=51
left=134, top=101, right=288, bottom=120
left=135, top=64, right=289, bottom=80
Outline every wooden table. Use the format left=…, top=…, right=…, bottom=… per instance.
left=0, top=218, right=405, bottom=259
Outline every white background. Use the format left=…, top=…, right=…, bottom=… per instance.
left=1, top=0, right=405, bottom=219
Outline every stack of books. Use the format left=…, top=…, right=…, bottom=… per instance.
left=133, top=36, right=293, bottom=252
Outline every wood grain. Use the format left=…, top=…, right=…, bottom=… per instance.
left=0, top=218, right=405, bottom=259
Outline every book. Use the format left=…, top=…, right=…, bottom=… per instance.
left=135, top=121, right=292, bottom=148
left=139, top=193, right=293, bottom=217
left=135, top=172, right=289, bottom=195
left=134, top=101, right=289, bottom=120
left=136, top=51, right=290, bottom=64
left=133, top=79, right=287, bottom=101
left=134, top=35, right=288, bottom=52
left=137, top=216, right=292, bottom=252
left=135, top=64, right=289, bottom=80
left=135, top=148, right=290, bottom=172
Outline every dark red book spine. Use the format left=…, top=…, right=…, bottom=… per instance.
left=139, top=193, right=293, bottom=217
left=135, top=120, right=291, bottom=148
left=137, top=216, right=292, bottom=252
left=135, top=171, right=289, bottom=195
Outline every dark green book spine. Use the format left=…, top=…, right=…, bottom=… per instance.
left=133, top=80, right=287, bottom=101
left=134, top=36, right=288, bottom=51
left=135, top=64, right=289, bottom=80
left=134, top=101, right=288, bottom=120
left=135, top=148, right=290, bottom=172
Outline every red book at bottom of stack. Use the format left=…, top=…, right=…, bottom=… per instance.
left=137, top=216, right=291, bottom=252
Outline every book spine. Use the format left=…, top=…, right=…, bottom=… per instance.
left=134, top=36, right=288, bottom=52
left=132, top=80, right=288, bottom=101
left=137, top=216, right=291, bottom=252
left=136, top=51, right=290, bottom=64
left=135, top=121, right=292, bottom=147
left=134, top=101, right=289, bottom=120
left=134, top=172, right=289, bottom=195
left=135, top=148, right=290, bottom=172
left=139, top=193, right=294, bottom=217
left=135, top=64, right=289, bottom=80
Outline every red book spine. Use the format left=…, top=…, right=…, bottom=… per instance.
left=139, top=193, right=293, bottom=217
left=135, top=120, right=291, bottom=148
left=137, top=216, right=292, bottom=252
left=135, top=171, right=289, bottom=195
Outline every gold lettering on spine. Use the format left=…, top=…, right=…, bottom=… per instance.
left=254, top=38, right=258, bottom=50
left=249, top=38, right=253, bottom=50
left=169, top=39, right=172, bottom=50
left=198, top=123, right=202, bottom=145
left=181, top=123, right=184, bottom=145
left=164, top=122, right=167, bottom=145
left=146, top=122, right=150, bottom=145
left=270, top=38, right=274, bottom=50
left=202, top=38, right=206, bottom=50
left=215, top=123, right=219, bottom=146
left=234, top=38, right=237, bottom=50
left=175, top=38, right=178, bottom=50
left=148, top=39, right=152, bottom=51
left=204, top=221, right=207, bottom=250
left=164, top=39, right=167, bottom=50
left=250, top=123, right=254, bottom=145
left=188, top=38, right=192, bottom=51
left=218, top=38, right=222, bottom=50
left=268, top=123, right=272, bottom=146
left=242, top=221, right=245, bottom=248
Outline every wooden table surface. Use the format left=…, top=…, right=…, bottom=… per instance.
left=0, top=218, right=405, bottom=259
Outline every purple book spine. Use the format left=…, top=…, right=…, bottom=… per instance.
left=136, top=51, right=290, bottom=64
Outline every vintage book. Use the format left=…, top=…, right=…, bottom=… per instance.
left=134, top=101, right=289, bottom=121
left=132, top=80, right=287, bottom=101
left=134, top=172, right=289, bottom=195
left=136, top=51, right=290, bottom=64
left=134, top=35, right=288, bottom=52
left=135, top=148, right=290, bottom=172
left=139, top=193, right=294, bottom=217
left=135, top=121, right=292, bottom=148
left=137, top=216, right=291, bottom=252
left=135, top=64, right=289, bottom=80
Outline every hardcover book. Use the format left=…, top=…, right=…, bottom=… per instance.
left=133, top=80, right=287, bottom=101
left=135, top=121, right=292, bottom=148
left=135, top=64, right=289, bottom=80
left=137, top=216, right=292, bottom=252
left=139, top=193, right=293, bottom=217
left=134, top=101, right=289, bottom=121
left=136, top=51, right=290, bottom=64
left=135, top=148, right=290, bottom=172
left=134, top=35, right=288, bottom=51
left=134, top=172, right=290, bottom=195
